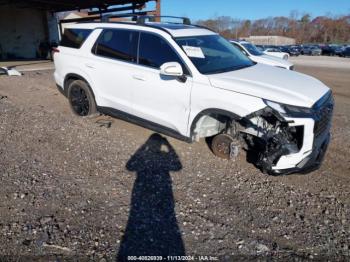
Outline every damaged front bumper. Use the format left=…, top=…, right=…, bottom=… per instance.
left=271, top=120, right=331, bottom=175
left=242, top=92, right=334, bottom=175
left=269, top=95, right=334, bottom=175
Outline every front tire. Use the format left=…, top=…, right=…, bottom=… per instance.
left=67, top=80, right=97, bottom=116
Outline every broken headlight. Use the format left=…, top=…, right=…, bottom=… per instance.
left=264, top=100, right=313, bottom=117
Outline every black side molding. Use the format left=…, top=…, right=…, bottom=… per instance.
left=98, top=106, right=193, bottom=143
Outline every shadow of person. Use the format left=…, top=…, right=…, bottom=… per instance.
left=117, top=133, right=186, bottom=260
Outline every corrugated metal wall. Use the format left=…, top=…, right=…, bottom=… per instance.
left=0, top=5, right=59, bottom=59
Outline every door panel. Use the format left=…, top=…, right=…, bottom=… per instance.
left=131, top=32, right=192, bottom=136
left=131, top=66, right=192, bottom=135
left=87, top=29, right=138, bottom=114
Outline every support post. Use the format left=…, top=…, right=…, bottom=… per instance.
left=155, top=0, right=161, bottom=22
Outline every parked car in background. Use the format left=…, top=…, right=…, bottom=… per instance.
left=256, top=45, right=265, bottom=52
left=340, top=47, right=350, bottom=57
left=320, top=45, right=332, bottom=55
left=301, top=46, right=310, bottom=55
left=301, top=45, right=322, bottom=56
left=310, top=46, right=322, bottom=56
left=290, top=47, right=301, bottom=56
left=334, top=46, right=344, bottom=56
left=230, top=41, right=294, bottom=70
left=321, top=45, right=343, bottom=56
left=263, top=47, right=289, bottom=60
left=290, top=46, right=301, bottom=56
left=280, top=46, right=300, bottom=56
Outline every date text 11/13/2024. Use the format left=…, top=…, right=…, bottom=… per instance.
left=127, top=255, right=219, bottom=261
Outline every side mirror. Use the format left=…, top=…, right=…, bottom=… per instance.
left=160, top=62, right=183, bottom=77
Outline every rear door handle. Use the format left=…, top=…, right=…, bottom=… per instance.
left=132, top=75, right=146, bottom=81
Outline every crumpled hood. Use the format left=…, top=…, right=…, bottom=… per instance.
left=208, top=63, right=330, bottom=108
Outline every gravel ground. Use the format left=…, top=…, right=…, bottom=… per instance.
left=290, top=55, right=350, bottom=69
left=0, top=63, right=349, bottom=261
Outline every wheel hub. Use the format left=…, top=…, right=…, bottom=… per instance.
left=211, top=134, right=240, bottom=160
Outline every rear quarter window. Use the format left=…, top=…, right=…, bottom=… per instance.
left=60, top=29, right=92, bottom=49
left=93, top=29, right=138, bottom=62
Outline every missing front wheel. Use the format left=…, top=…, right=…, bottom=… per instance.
left=211, top=134, right=240, bottom=160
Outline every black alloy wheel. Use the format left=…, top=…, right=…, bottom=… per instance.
left=70, top=85, right=90, bottom=116
left=67, top=80, right=97, bottom=116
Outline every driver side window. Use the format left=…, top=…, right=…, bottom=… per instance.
left=138, top=32, right=188, bottom=74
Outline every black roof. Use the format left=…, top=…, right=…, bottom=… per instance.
left=0, top=0, right=150, bottom=12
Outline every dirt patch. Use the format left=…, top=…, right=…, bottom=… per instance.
left=290, top=56, right=350, bottom=69
left=0, top=68, right=349, bottom=260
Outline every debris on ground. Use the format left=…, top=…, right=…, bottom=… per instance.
left=0, top=67, right=22, bottom=76
left=95, top=118, right=113, bottom=128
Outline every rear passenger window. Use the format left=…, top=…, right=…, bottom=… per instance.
left=139, top=33, right=185, bottom=70
left=60, top=29, right=92, bottom=49
left=94, top=29, right=138, bottom=62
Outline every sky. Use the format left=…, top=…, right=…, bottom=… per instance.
left=159, top=0, right=350, bottom=21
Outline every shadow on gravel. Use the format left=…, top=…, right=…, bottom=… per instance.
left=117, top=133, right=185, bottom=260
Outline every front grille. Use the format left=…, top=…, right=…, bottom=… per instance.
left=313, top=93, right=333, bottom=137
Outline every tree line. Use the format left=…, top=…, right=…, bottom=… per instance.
left=196, top=12, right=350, bottom=44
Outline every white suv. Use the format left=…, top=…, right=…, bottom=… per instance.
left=53, top=16, right=333, bottom=175
left=230, top=40, right=293, bottom=69
left=263, top=47, right=290, bottom=60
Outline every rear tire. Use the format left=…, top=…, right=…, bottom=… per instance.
left=67, top=80, right=97, bottom=116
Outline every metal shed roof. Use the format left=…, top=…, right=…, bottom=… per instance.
left=0, top=0, right=152, bottom=12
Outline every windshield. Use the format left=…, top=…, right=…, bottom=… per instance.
left=241, top=43, right=263, bottom=56
left=175, top=35, right=255, bottom=75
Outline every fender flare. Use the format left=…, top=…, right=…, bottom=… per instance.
left=63, top=73, right=96, bottom=100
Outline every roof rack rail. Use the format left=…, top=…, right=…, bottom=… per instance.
left=137, top=16, right=191, bottom=25
left=101, top=12, right=147, bottom=22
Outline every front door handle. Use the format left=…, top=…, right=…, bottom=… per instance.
left=132, top=75, right=146, bottom=81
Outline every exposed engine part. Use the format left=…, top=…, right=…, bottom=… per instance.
left=193, top=108, right=303, bottom=173
left=211, top=133, right=240, bottom=160
left=240, top=108, right=302, bottom=174
left=255, top=131, right=299, bottom=173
